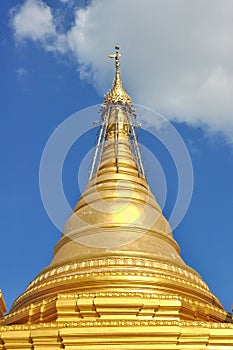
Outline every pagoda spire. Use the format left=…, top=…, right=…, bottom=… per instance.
left=104, top=45, right=132, bottom=105
left=89, top=45, right=145, bottom=179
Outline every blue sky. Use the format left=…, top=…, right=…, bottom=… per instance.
left=1, top=0, right=233, bottom=314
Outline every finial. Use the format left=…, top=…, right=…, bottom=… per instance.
left=108, top=44, right=121, bottom=70
left=104, top=45, right=132, bottom=105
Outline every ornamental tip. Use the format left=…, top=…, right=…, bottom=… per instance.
left=104, top=45, right=132, bottom=105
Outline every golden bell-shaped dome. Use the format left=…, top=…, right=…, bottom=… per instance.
left=4, top=48, right=228, bottom=326
left=51, top=103, right=177, bottom=262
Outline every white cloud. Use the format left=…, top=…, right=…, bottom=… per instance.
left=10, top=0, right=67, bottom=53
left=11, top=0, right=55, bottom=41
left=15, top=67, right=28, bottom=78
left=10, top=0, right=233, bottom=143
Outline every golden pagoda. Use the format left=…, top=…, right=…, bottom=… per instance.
left=1, top=47, right=233, bottom=349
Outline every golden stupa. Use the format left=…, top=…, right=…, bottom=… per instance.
left=0, top=48, right=233, bottom=349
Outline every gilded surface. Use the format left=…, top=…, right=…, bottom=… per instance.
left=104, top=50, right=132, bottom=105
left=1, top=49, right=232, bottom=348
